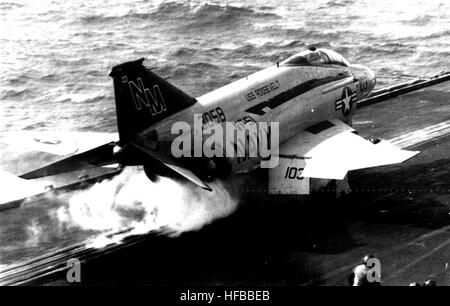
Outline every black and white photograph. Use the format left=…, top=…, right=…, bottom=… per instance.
left=0, top=0, right=449, bottom=294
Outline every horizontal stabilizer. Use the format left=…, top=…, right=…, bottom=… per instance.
left=131, top=140, right=212, bottom=191
left=162, top=163, right=212, bottom=191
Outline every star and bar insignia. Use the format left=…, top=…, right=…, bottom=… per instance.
left=335, top=86, right=357, bottom=116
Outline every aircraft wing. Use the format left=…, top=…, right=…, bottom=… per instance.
left=0, top=131, right=120, bottom=179
left=269, top=119, right=419, bottom=194
left=15, top=131, right=212, bottom=190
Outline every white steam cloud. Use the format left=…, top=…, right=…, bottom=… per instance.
left=56, top=167, right=238, bottom=244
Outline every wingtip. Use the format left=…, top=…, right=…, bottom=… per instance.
left=18, top=172, right=35, bottom=180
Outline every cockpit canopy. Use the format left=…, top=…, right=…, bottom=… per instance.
left=281, top=48, right=350, bottom=67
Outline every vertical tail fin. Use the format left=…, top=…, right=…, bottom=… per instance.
left=109, top=58, right=196, bottom=144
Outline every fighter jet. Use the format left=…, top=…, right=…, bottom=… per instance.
left=20, top=47, right=419, bottom=195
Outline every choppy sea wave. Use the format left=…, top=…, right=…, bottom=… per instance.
left=1, top=0, right=449, bottom=133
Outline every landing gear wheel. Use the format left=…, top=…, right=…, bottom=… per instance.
left=144, top=164, right=164, bottom=183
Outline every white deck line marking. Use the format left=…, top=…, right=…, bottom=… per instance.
left=388, top=120, right=450, bottom=149
left=384, top=237, right=450, bottom=282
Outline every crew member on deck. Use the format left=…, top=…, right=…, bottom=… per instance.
left=348, top=255, right=381, bottom=286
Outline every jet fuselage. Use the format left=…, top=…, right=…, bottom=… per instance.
left=143, top=48, right=376, bottom=175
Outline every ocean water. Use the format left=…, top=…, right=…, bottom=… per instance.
left=1, top=0, right=449, bottom=133
left=0, top=0, right=449, bottom=269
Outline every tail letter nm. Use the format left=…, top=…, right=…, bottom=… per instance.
left=127, top=77, right=167, bottom=115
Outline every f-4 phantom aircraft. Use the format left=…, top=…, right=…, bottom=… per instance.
left=20, top=47, right=419, bottom=195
